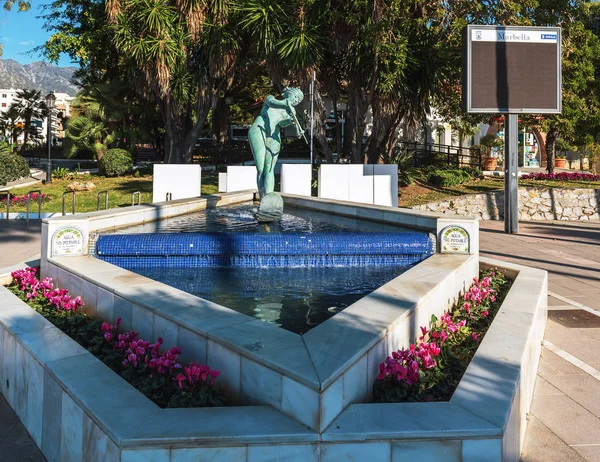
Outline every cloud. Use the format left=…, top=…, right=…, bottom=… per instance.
left=19, top=40, right=34, bottom=46
left=1, top=37, right=11, bottom=43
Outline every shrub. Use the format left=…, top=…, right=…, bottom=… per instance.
left=0, top=148, right=30, bottom=186
left=426, top=168, right=472, bottom=187
left=98, top=148, right=133, bottom=177
left=52, top=167, right=71, bottom=179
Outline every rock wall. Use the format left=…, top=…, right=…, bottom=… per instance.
left=412, top=188, right=600, bottom=221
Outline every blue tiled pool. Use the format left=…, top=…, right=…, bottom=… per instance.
left=97, top=204, right=435, bottom=334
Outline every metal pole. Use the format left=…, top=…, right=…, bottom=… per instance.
left=46, top=109, right=52, bottom=184
left=504, top=114, right=519, bottom=234
left=309, top=70, right=315, bottom=166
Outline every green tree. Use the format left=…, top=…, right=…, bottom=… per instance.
left=13, top=89, right=48, bottom=154
left=0, top=105, right=22, bottom=145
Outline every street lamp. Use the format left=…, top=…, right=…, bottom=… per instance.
left=45, top=91, right=56, bottom=184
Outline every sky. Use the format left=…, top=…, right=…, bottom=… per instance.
left=0, top=7, right=74, bottom=67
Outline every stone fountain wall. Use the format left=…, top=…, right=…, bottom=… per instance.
left=412, top=187, right=600, bottom=221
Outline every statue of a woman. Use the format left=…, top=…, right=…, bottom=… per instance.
left=248, top=87, right=304, bottom=198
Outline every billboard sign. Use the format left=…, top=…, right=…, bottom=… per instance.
left=463, top=25, right=562, bottom=114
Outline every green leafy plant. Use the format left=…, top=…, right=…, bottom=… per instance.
left=0, top=145, right=30, bottom=186
left=52, top=167, right=71, bottom=179
left=98, top=149, right=133, bottom=177
left=384, top=147, right=419, bottom=186
left=418, top=166, right=478, bottom=188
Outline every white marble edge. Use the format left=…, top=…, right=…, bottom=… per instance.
left=42, top=190, right=255, bottom=227
left=0, top=285, right=319, bottom=450
left=281, top=193, right=479, bottom=228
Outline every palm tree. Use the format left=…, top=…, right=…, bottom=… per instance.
left=13, top=89, right=48, bottom=155
left=65, top=93, right=115, bottom=159
left=107, top=0, right=241, bottom=163
left=0, top=105, right=22, bottom=146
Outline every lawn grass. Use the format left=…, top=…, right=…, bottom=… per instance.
left=2, top=172, right=219, bottom=213
left=398, top=177, right=600, bottom=208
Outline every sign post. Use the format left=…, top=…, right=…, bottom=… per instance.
left=463, top=25, right=562, bottom=233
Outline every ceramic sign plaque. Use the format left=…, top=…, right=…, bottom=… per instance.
left=440, top=225, right=470, bottom=254
left=51, top=226, right=85, bottom=257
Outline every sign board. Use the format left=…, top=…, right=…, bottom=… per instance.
left=51, top=226, right=85, bottom=257
left=463, top=25, right=562, bottom=114
left=440, top=226, right=470, bottom=254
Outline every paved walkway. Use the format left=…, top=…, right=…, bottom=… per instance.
left=0, top=220, right=42, bottom=269
left=1, top=219, right=599, bottom=461
left=479, top=220, right=600, bottom=461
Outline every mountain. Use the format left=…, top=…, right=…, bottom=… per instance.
left=0, top=59, right=79, bottom=96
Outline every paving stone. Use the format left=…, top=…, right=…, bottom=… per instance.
left=521, top=416, right=584, bottom=462
left=543, top=374, right=600, bottom=419
left=530, top=394, right=600, bottom=445
left=533, top=375, right=563, bottom=396
left=537, top=347, right=587, bottom=377
left=572, top=444, right=600, bottom=462
left=0, top=419, right=45, bottom=462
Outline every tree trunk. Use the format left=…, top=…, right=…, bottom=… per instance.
left=181, top=89, right=213, bottom=164
left=546, top=124, right=558, bottom=174
left=299, top=71, right=333, bottom=164
left=347, top=82, right=369, bottom=164
left=20, top=117, right=31, bottom=155
left=333, top=98, right=342, bottom=162
left=366, top=97, right=401, bottom=164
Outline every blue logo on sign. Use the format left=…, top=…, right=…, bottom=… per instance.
left=541, top=34, right=557, bottom=40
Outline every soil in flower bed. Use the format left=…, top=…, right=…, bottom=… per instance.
left=373, top=268, right=512, bottom=403
left=7, top=268, right=226, bottom=409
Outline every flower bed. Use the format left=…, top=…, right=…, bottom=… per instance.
left=521, top=172, right=600, bottom=181
left=0, top=192, right=51, bottom=206
left=7, top=268, right=225, bottom=408
left=373, top=269, right=511, bottom=402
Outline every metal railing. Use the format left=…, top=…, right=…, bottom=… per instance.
left=62, top=191, right=76, bottom=216
left=0, top=191, right=10, bottom=221
left=97, top=191, right=109, bottom=211
left=398, top=140, right=483, bottom=169
left=131, top=191, right=142, bottom=206
left=26, top=190, right=42, bottom=226
left=165, top=192, right=173, bottom=201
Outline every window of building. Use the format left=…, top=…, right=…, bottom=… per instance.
left=1, top=94, right=6, bottom=98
